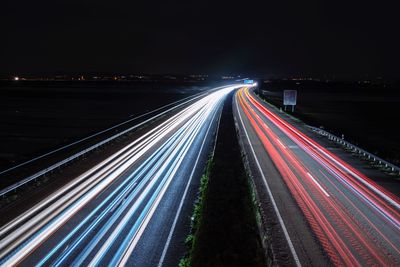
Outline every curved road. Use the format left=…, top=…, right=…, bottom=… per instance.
left=234, top=87, right=400, bottom=266
left=0, top=84, right=242, bottom=267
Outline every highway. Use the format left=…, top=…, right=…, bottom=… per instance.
left=0, top=84, right=242, bottom=267
left=234, top=87, right=400, bottom=266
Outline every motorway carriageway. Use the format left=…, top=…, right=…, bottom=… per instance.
left=0, top=84, right=242, bottom=267
left=235, top=87, right=400, bottom=266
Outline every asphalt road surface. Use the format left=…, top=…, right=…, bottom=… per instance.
left=234, top=87, right=400, bottom=266
left=0, top=84, right=242, bottom=267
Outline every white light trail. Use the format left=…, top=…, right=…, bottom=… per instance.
left=0, top=84, right=242, bottom=266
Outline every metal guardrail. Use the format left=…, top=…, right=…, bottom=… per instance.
left=0, top=89, right=215, bottom=198
left=250, top=88, right=400, bottom=176
left=308, top=126, right=400, bottom=175
left=0, top=89, right=211, bottom=177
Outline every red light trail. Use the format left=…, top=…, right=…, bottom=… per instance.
left=236, top=87, right=400, bottom=265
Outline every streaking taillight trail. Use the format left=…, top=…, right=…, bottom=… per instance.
left=236, top=87, right=400, bottom=266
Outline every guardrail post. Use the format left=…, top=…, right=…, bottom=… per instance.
left=309, top=125, right=400, bottom=175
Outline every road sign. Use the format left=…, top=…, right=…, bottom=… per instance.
left=283, top=90, right=297, bottom=106
left=244, top=79, right=254, bottom=84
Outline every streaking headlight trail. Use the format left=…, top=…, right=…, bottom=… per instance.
left=0, top=85, right=242, bottom=266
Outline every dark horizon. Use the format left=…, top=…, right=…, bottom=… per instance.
left=1, top=0, right=400, bottom=79
left=1, top=72, right=400, bottom=83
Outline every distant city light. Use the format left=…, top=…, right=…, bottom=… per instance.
left=14, top=76, right=19, bottom=81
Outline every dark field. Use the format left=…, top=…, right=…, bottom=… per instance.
left=259, top=80, right=400, bottom=165
left=0, top=81, right=210, bottom=171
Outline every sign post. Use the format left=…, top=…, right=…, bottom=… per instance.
left=283, top=90, right=297, bottom=112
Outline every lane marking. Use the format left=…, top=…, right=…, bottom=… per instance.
left=276, top=138, right=286, bottom=149
left=71, top=108, right=210, bottom=267
left=89, top=100, right=212, bottom=266
left=157, top=101, right=221, bottom=267
left=307, top=172, right=330, bottom=197
left=0, top=92, right=218, bottom=264
left=247, top=90, right=400, bottom=210
left=115, top=91, right=237, bottom=266
left=0, top=84, right=237, bottom=198
left=234, top=94, right=301, bottom=267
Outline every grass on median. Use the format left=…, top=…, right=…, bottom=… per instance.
left=179, top=155, right=213, bottom=267
left=180, top=91, right=265, bottom=267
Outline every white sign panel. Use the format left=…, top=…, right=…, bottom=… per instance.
left=283, top=90, right=297, bottom=106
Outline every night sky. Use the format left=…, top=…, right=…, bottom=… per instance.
left=1, top=0, right=399, bottom=78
